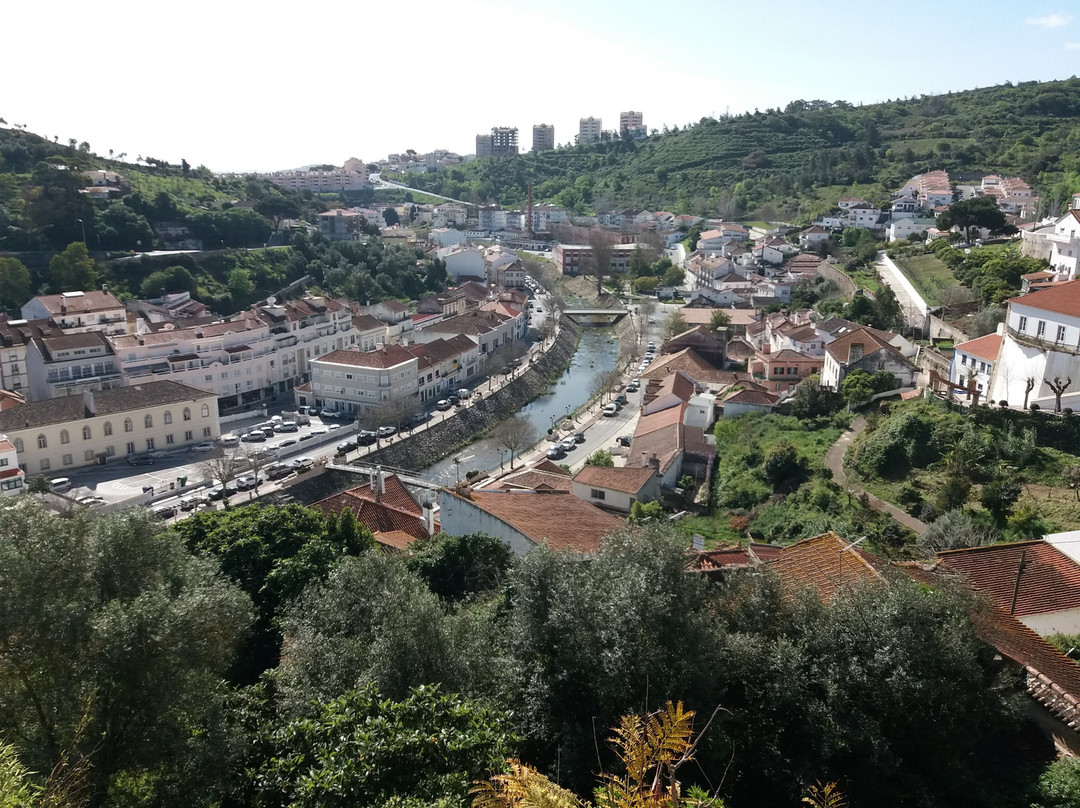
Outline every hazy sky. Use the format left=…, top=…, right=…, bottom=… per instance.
left=5, top=0, right=1080, bottom=173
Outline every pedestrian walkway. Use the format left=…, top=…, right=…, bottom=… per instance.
left=825, top=415, right=928, bottom=535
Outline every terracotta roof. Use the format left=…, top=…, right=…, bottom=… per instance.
left=381, top=300, right=409, bottom=312
left=824, top=327, right=903, bottom=364
left=528, top=458, right=572, bottom=475
left=0, top=381, right=214, bottom=432
left=749, top=542, right=782, bottom=562
left=690, top=545, right=755, bottom=571
left=311, top=490, right=428, bottom=542
left=635, top=402, right=686, bottom=436
left=572, top=465, right=656, bottom=495
left=449, top=489, right=623, bottom=552
left=501, top=470, right=574, bottom=491
left=341, top=473, right=423, bottom=516
left=680, top=307, right=760, bottom=327
left=352, top=313, right=386, bottom=332
left=938, top=540, right=1080, bottom=617
left=0, top=317, right=51, bottom=348
left=1008, top=278, right=1080, bottom=317
left=1021, top=271, right=1057, bottom=281
left=646, top=370, right=697, bottom=405
left=315, top=344, right=417, bottom=369
left=954, top=333, right=1003, bottom=363
left=723, top=389, right=779, bottom=407
left=769, top=532, right=884, bottom=601
left=373, top=530, right=417, bottom=552
left=423, top=309, right=511, bottom=336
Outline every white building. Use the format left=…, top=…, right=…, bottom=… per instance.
left=1047, top=199, right=1080, bottom=279
left=21, top=290, right=128, bottom=337
left=259, top=158, right=369, bottom=193
left=578, top=117, right=602, bottom=145
left=26, top=331, right=122, bottom=401
left=950, top=332, right=1002, bottom=397
left=308, top=344, right=419, bottom=417
left=439, top=245, right=487, bottom=280
left=886, top=217, right=936, bottom=242
left=0, top=435, right=25, bottom=496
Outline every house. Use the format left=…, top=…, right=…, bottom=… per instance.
left=696, top=229, right=728, bottom=250
left=571, top=466, right=660, bottom=514
left=406, top=335, right=480, bottom=403
left=988, top=279, right=1080, bottom=410
left=0, top=317, right=52, bottom=395
left=438, top=245, right=487, bottom=280
left=26, top=331, right=121, bottom=401
left=416, top=309, right=522, bottom=358
left=551, top=243, right=637, bottom=276
left=317, top=209, right=366, bottom=241
left=0, top=435, right=25, bottom=496
left=626, top=402, right=712, bottom=487
left=748, top=348, right=823, bottom=392
left=642, top=370, right=697, bottom=414
left=1047, top=199, right=1080, bottom=279
left=311, top=470, right=433, bottom=551
left=0, top=382, right=219, bottom=475
left=950, top=332, right=1002, bottom=397
left=886, top=217, right=936, bottom=242
left=938, top=541, right=1080, bottom=637
left=437, top=488, right=624, bottom=554
left=821, top=327, right=917, bottom=391
left=493, top=259, right=527, bottom=290
left=429, top=227, right=466, bottom=248
left=799, top=226, right=830, bottom=249
left=679, top=307, right=759, bottom=337
left=662, top=326, right=727, bottom=367
left=307, top=344, right=419, bottom=417
left=770, top=531, right=885, bottom=601
left=21, top=290, right=128, bottom=337
left=721, top=387, right=780, bottom=417
left=848, top=203, right=883, bottom=230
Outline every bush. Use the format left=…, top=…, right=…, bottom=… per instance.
left=1031, top=402, right=1041, bottom=412
left=1034, top=757, right=1080, bottom=808
left=916, top=510, right=1000, bottom=555
left=854, top=410, right=941, bottom=478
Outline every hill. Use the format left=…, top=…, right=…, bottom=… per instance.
left=400, top=77, right=1080, bottom=222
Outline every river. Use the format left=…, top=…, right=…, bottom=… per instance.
left=423, top=328, right=620, bottom=483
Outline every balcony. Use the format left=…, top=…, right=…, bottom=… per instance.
left=1008, top=325, right=1080, bottom=357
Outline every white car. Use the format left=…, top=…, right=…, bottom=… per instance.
left=603, top=403, right=618, bottom=417
left=290, top=456, right=315, bottom=470
left=192, top=441, right=216, bottom=452
left=218, top=434, right=240, bottom=447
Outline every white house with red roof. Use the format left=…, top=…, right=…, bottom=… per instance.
left=950, top=332, right=1003, bottom=396
left=307, top=344, right=419, bottom=417
left=989, top=279, right=1080, bottom=410
left=1047, top=197, right=1080, bottom=279
left=0, top=435, right=24, bottom=496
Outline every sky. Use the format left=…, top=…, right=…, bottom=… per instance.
left=5, top=0, right=1080, bottom=173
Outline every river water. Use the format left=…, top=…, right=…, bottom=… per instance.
left=423, top=328, right=620, bottom=484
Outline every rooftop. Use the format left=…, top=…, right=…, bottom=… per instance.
left=315, top=344, right=417, bottom=369
left=954, top=333, right=1003, bottom=363
left=1008, top=278, right=1080, bottom=317
left=572, top=465, right=656, bottom=495
left=769, top=532, right=884, bottom=601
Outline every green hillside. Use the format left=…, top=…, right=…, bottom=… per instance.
left=402, top=78, right=1080, bottom=222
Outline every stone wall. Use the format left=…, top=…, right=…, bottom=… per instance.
left=815, top=263, right=857, bottom=299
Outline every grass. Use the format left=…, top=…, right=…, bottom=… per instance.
left=842, top=266, right=883, bottom=294
left=669, top=514, right=744, bottom=547
left=892, top=252, right=960, bottom=306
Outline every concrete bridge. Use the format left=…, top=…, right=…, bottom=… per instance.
left=563, top=308, right=630, bottom=325
left=326, top=462, right=442, bottom=491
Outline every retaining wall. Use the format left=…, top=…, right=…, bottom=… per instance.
left=815, top=264, right=857, bottom=298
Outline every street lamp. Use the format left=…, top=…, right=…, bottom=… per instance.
left=453, top=457, right=461, bottom=484
left=75, top=218, right=86, bottom=245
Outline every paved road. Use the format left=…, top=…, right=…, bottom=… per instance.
left=371, top=174, right=473, bottom=207
left=874, top=250, right=928, bottom=328
left=825, top=415, right=927, bottom=535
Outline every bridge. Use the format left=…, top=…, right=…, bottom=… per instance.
left=562, top=308, right=630, bottom=325
left=326, top=462, right=443, bottom=491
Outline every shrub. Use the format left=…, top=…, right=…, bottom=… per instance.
left=999, top=400, right=1008, bottom=408
left=917, top=510, right=1001, bottom=555
left=854, top=410, right=941, bottom=478
left=1030, top=402, right=1041, bottom=412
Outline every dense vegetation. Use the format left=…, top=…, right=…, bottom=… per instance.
left=401, top=78, right=1080, bottom=221
left=0, top=500, right=1062, bottom=808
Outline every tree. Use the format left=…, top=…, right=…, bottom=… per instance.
left=1064, top=465, right=1080, bottom=502
left=840, top=369, right=876, bottom=406
left=382, top=206, right=400, bottom=226
left=0, top=257, right=31, bottom=313
left=199, top=445, right=243, bottom=501
left=25, top=474, right=49, bottom=497
left=979, top=477, right=1022, bottom=523
left=254, top=194, right=300, bottom=232
left=629, top=500, right=664, bottom=523
left=1045, top=376, right=1073, bottom=412
left=406, top=532, right=513, bottom=602
left=586, top=225, right=617, bottom=298
left=228, top=266, right=254, bottom=304
left=48, top=242, right=96, bottom=292
left=708, top=309, right=731, bottom=331
left=936, top=196, right=1014, bottom=243
left=0, top=502, right=251, bottom=802
left=661, top=310, right=687, bottom=339
left=94, top=202, right=154, bottom=250
left=662, top=265, right=686, bottom=287
left=585, top=449, right=615, bottom=467
left=788, top=380, right=844, bottom=420
left=492, top=416, right=537, bottom=470
left=762, top=441, right=807, bottom=492
left=916, top=509, right=1001, bottom=555
left=1034, top=756, right=1080, bottom=808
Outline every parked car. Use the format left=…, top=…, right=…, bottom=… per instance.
left=266, top=464, right=293, bottom=481
left=236, top=474, right=263, bottom=491
left=603, top=404, right=618, bottom=417
left=457, top=388, right=471, bottom=399
left=572, top=432, right=586, bottom=443
left=328, top=423, right=342, bottom=430
left=49, top=477, right=72, bottom=493
left=298, top=433, right=315, bottom=442
left=614, top=393, right=628, bottom=406
left=179, top=496, right=199, bottom=511
left=320, top=408, right=338, bottom=419
left=546, top=446, right=566, bottom=460
left=357, top=430, right=378, bottom=446
left=447, top=394, right=460, bottom=406
left=627, top=382, right=639, bottom=392
left=560, top=438, right=577, bottom=451
left=153, top=505, right=177, bottom=520
left=192, top=441, right=216, bottom=452
left=377, top=425, right=396, bottom=438
left=337, top=439, right=357, bottom=453
left=259, top=426, right=276, bottom=438
left=403, top=411, right=429, bottom=428
left=240, top=431, right=265, bottom=443
left=309, top=427, right=328, bottom=437
left=290, top=456, right=315, bottom=470
left=278, top=438, right=298, bottom=449
left=218, top=434, right=240, bottom=447
left=127, top=453, right=156, bottom=465
left=617, top=435, right=632, bottom=447
left=274, top=421, right=298, bottom=433
left=435, top=399, right=452, bottom=411
left=79, top=495, right=107, bottom=508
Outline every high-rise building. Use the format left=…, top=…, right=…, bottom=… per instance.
left=620, top=111, right=643, bottom=132
left=490, top=127, right=519, bottom=156
left=532, top=124, right=555, bottom=152
left=475, top=134, right=493, bottom=158
left=577, top=117, right=602, bottom=145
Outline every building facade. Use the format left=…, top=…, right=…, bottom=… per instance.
left=308, top=345, right=419, bottom=417
left=21, top=290, right=128, bottom=337
left=26, top=331, right=122, bottom=401
left=532, top=124, right=555, bottom=152
left=577, top=117, right=602, bottom=145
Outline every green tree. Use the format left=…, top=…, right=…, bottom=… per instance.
left=94, top=202, right=154, bottom=250
left=630, top=275, right=660, bottom=295
left=254, top=194, right=300, bottom=232
left=0, top=502, right=251, bottom=802
left=629, top=500, right=664, bottom=523
left=788, top=380, right=844, bottom=420
left=936, top=196, right=1014, bottom=243
left=139, top=264, right=196, bottom=299
left=662, top=265, right=686, bottom=287
left=840, top=369, right=876, bottom=406
left=48, top=242, right=96, bottom=292
left=661, top=310, right=687, bottom=339
left=979, top=477, right=1022, bottom=523
left=406, top=532, right=513, bottom=602
left=382, top=206, right=400, bottom=226
left=762, top=441, right=808, bottom=492
left=708, top=309, right=731, bottom=330
left=0, top=257, right=31, bottom=313
left=227, top=266, right=254, bottom=304
left=1034, top=756, right=1080, bottom=808
left=585, top=449, right=615, bottom=467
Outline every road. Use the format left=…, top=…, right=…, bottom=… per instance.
left=874, top=250, right=928, bottom=328
left=370, top=173, right=473, bottom=207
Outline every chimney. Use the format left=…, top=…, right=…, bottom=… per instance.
left=640, top=451, right=649, bottom=467
left=83, top=390, right=96, bottom=416
left=60, top=298, right=67, bottom=315
left=378, top=466, right=386, bottom=496
left=423, top=501, right=436, bottom=537
left=849, top=343, right=864, bottom=363
left=647, top=454, right=660, bottom=471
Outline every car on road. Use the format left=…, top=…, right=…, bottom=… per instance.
left=153, top=505, right=177, bottom=520
left=320, top=409, right=339, bottom=419
left=309, top=427, right=328, bottom=437
left=298, top=432, right=315, bottom=442
left=627, top=382, right=639, bottom=392
left=218, top=434, right=240, bottom=447
left=328, top=423, right=342, bottom=430
left=49, top=477, right=72, bottom=493
left=266, top=463, right=293, bottom=480
left=614, top=393, right=628, bottom=406
left=546, top=446, right=566, bottom=460
left=616, top=435, right=632, bottom=447
left=240, top=431, right=265, bottom=443
left=403, top=411, right=429, bottom=428
left=457, top=388, right=471, bottom=399
left=377, top=425, right=396, bottom=438
left=436, top=399, right=452, bottom=411
left=127, top=453, right=156, bottom=465
left=278, top=438, right=298, bottom=449
left=603, top=403, right=618, bottom=417
left=179, top=495, right=200, bottom=511
left=337, top=439, right=357, bottom=453
left=79, top=495, right=107, bottom=508
left=236, top=474, right=263, bottom=491
left=259, top=425, right=276, bottom=438
left=447, top=394, right=460, bottom=406
left=357, top=430, right=378, bottom=446
left=572, top=432, right=585, bottom=443
left=192, top=441, right=216, bottom=452
left=274, top=421, right=298, bottom=433
left=560, top=438, right=577, bottom=451
left=290, top=456, right=315, bottom=470
left=647, top=317, right=656, bottom=324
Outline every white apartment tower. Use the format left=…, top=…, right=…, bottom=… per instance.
left=532, top=124, right=555, bottom=152
left=620, top=111, right=643, bottom=131
left=578, top=117, right=602, bottom=145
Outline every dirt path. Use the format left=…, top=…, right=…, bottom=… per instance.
left=825, top=415, right=928, bottom=535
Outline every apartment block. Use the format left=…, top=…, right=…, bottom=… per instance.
left=21, top=290, right=128, bottom=337
left=578, top=117, right=602, bottom=145
left=532, top=124, right=555, bottom=152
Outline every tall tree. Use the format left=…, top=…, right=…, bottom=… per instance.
left=0, top=257, right=31, bottom=313
left=586, top=226, right=617, bottom=298
left=48, top=241, right=96, bottom=292
left=492, top=416, right=537, bottom=470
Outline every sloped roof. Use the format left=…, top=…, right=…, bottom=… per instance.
left=341, top=473, right=423, bottom=516
left=723, top=389, right=779, bottom=407
left=954, top=333, right=1003, bottom=363
left=311, top=491, right=428, bottom=542
left=501, top=469, right=574, bottom=492
left=449, top=489, right=623, bottom=553
left=1008, top=278, right=1080, bottom=317
left=316, top=344, right=417, bottom=369
left=29, top=290, right=122, bottom=315
left=824, top=327, right=904, bottom=364
left=572, top=465, right=656, bottom=495
left=769, top=532, right=884, bottom=601
left=635, top=402, right=686, bottom=436
left=938, top=540, right=1080, bottom=617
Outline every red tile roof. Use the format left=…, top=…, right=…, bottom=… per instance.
left=572, top=465, right=656, bottom=495
left=824, top=327, right=903, bottom=364
left=769, top=532, right=884, bottom=601
left=690, top=545, right=755, bottom=570
left=316, top=344, right=417, bottom=369
left=723, top=389, right=779, bottom=407
left=453, top=489, right=623, bottom=552
left=1008, top=278, right=1080, bottom=317
left=501, top=470, right=574, bottom=491
left=938, top=540, right=1080, bottom=617
left=954, top=333, right=1003, bottom=363
left=341, top=473, right=423, bottom=516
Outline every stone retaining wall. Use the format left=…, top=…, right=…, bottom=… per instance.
left=815, top=263, right=857, bottom=298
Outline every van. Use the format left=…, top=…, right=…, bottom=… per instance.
left=49, top=477, right=72, bottom=493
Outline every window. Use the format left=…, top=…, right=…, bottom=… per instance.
left=84, top=450, right=94, bottom=461
left=166, top=434, right=174, bottom=445
left=201, top=404, right=210, bottom=417
left=82, top=426, right=91, bottom=441
left=961, top=355, right=968, bottom=365
left=104, top=421, right=112, bottom=436
left=0, top=478, right=22, bottom=492
left=1018, top=316, right=1028, bottom=333
left=590, top=489, right=606, bottom=500
left=106, top=446, right=115, bottom=457
left=13, top=438, right=23, bottom=453
left=40, top=459, right=49, bottom=471
left=62, top=454, right=72, bottom=466
left=60, top=430, right=70, bottom=445
left=146, top=438, right=155, bottom=451
left=1037, top=320, right=1046, bottom=338
left=183, top=407, right=191, bottom=421
left=1058, top=325, right=1067, bottom=343
left=37, top=434, right=47, bottom=449
left=184, top=430, right=193, bottom=441
left=124, top=418, right=133, bottom=433
left=164, top=411, right=172, bottom=425
left=203, top=427, right=211, bottom=437
left=126, top=441, right=135, bottom=455
left=144, top=415, right=153, bottom=429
